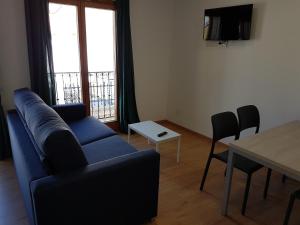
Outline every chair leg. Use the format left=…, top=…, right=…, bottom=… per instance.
left=264, top=168, right=272, bottom=199
left=282, top=175, right=287, bottom=183
left=241, top=174, right=252, bottom=215
left=283, top=193, right=296, bottom=225
left=200, top=156, right=213, bottom=191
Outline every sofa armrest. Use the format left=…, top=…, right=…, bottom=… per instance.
left=52, top=103, right=86, bottom=122
left=30, top=150, right=160, bottom=225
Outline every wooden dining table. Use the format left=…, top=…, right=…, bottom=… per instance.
left=222, top=121, right=300, bottom=215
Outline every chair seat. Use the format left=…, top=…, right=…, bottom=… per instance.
left=214, top=150, right=263, bottom=174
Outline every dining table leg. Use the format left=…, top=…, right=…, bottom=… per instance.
left=222, top=148, right=235, bottom=216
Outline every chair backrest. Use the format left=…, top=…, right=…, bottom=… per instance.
left=237, top=105, right=260, bottom=134
left=211, top=111, right=239, bottom=143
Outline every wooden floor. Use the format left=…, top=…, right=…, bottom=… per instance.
left=1, top=121, right=300, bottom=225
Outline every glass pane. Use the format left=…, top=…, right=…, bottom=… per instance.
left=49, top=3, right=82, bottom=104
left=85, top=8, right=116, bottom=122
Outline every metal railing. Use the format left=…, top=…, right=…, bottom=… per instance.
left=53, top=71, right=116, bottom=122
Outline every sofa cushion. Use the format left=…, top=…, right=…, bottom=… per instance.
left=14, top=88, right=87, bottom=173
left=14, top=88, right=44, bottom=115
left=68, top=116, right=117, bottom=145
left=82, top=135, right=137, bottom=164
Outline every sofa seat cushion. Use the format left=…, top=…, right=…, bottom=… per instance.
left=68, top=116, right=117, bottom=145
left=82, top=135, right=137, bottom=164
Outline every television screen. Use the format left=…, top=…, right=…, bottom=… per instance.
left=203, top=4, right=253, bottom=41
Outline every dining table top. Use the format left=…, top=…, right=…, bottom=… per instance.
left=229, top=120, right=300, bottom=180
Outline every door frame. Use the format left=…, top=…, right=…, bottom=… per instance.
left=49, top=0, right=119, bottom=129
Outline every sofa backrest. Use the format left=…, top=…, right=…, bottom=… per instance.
left=14, top=88, right=87, bottom=174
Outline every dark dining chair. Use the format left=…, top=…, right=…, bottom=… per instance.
left=283, top=189, right=300, bottom=225
left=237, top=105, right=286, bottom=199
left=200, top=111, right=264, bottom=215
left=237, top=105, right=260, bottom=134
left=237, top=105, right=271, bottom=199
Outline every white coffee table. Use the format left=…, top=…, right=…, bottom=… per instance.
left=128, top=121, right=181, bottom=163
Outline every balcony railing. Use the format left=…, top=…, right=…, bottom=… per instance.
left=53, top=71, right=116, bottom=122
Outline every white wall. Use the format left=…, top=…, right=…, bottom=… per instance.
left=3, top=0, right=298, bottom=133
left=130, top=0, right=174, bottom=121
left=0, top=0, right=30, bottom=111
left=167, top=0, right=300, bottom=138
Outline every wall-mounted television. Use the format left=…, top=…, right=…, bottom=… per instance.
left=203, top=4, right=253, bottom=41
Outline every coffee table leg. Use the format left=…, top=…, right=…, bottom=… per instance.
left=156, top=143, right=159, bottom=153
left=128, top=127, right=131, bottom=143
left=177, top=136, right=181, bottom=163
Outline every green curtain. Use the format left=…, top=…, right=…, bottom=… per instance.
left=116, top=0, right=140, bottom=133
left=0, top=96, right=11, bottom=160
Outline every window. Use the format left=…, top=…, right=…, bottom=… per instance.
left=49, top=0, right=117, bottom=122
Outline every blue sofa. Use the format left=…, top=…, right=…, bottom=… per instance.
left=7, top=88, right=160, bottom=225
